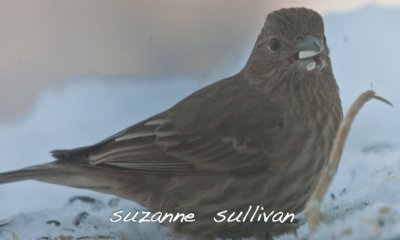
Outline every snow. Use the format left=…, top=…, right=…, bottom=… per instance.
left=0, top=77, right=211, bottom=220
left=278, top=148, right=400, bottom=240
left=1, top=5, right=400, bottom=240
left=0, top=195, right=174, bottom=239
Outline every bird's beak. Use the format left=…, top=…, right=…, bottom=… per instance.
left=295, top=35, right=326, bottom=72
left=297, top=35, right=323, bottom=59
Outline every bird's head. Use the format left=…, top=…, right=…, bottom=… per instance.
left=244, top=8, right=331, bottom=79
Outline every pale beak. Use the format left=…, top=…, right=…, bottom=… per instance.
left=298, top=35, right=323, bottom=59
left=296, top=35, right=326, bottom=71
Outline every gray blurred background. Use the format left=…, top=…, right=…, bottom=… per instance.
left=1, top=0, right=398, bottom=120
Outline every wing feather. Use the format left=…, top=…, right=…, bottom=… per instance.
left=52, top=78, right=282, bottom=174
left=82, top=115, right=270, bottom=174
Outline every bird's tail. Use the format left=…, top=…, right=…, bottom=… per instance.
left=0, top=162, right=73, bottom=185
left=0, top=162, right=150, bottom=205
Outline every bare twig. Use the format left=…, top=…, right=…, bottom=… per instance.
left=304, top=90, right=392, bottom=233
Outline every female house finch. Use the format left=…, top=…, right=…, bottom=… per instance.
left=0, top=7, right=342, bottom=239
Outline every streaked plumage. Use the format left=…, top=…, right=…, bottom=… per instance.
left=0, top=8, right=342, bottom=239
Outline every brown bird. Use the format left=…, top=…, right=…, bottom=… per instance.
left=0, top=7, right=342, bottom=240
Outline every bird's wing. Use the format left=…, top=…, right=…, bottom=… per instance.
left=82, top=114, right=271, bottom=174
left=52, top=78, right=283, bottom=174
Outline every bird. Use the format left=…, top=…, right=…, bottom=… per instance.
left=0, top=7, right=342, bottom=240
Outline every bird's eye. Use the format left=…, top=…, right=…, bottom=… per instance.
left=323, top=36, right=327, bottom=44
left=269, top=38, right=281, bottom=52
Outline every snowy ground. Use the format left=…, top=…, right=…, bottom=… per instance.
left=1, top=5, right=400, bottom=240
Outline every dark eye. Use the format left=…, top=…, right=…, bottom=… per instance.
left=323, top=36, right=327, bottom=44
left=269, top=38, right=281, bottom=52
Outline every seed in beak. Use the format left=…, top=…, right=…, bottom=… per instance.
left=306, top=62, right=316, bottom=71
left=299, top=50, right=319, bottom=59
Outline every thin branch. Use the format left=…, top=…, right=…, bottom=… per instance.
left=304, top=90, right=392, bottom=233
